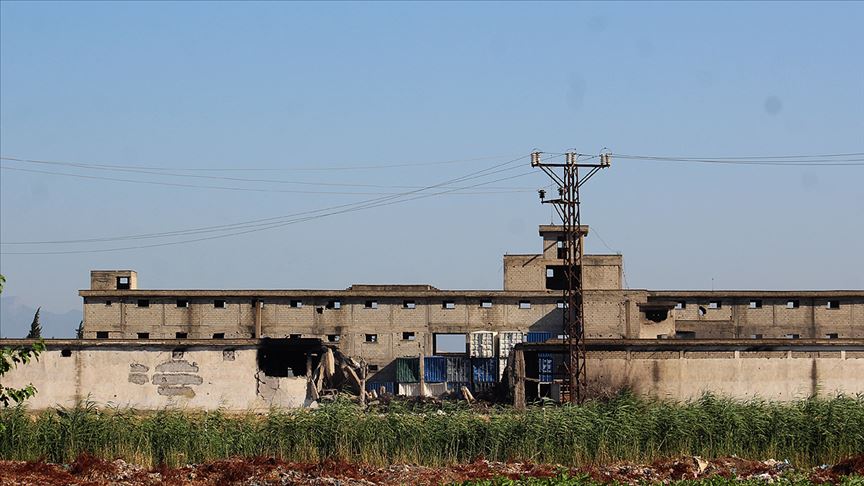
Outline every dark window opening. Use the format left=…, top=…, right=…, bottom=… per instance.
left=556, top=237, right=566, bottom=259
left=105, top=300, right=112, bottom=307
left=289, top=334, right=302, bottom=339
left=675, top=301, right=686, bottom=310
left=326, top=300, right=341, bottom=309
left=327, top=334, right=340, bottom=342
left=365, top=334, right=378, bottom=343
left=826, top=333, right=839, bottom=339
left=749, top=300, right=763, bottom=309
left=96, top=331, right=109, bottom=339
left=61, top=349, right=72, bottom=357
left=176, top=299, right=189, bottom=308
left=751, top=334, right=763, bottom=339
left=137, top=332, right=150, bottom=339
left=116, top=276, right=130, bottom=290
left=787, top=300, right=800, bottom=309
left=290, top=300, right=303, bottom=308
left=212, top=333, right=225, bottom=339
left=644, top=309, right=669, bottom=323
left=675, top=331, right=696, bottom=340
left=402, top=331, right=415, bottom=341
left=214, top=300, right=226, bottom=308
left=709, top=301, right=721, bottom=309
left=519, top=300, right=531, bottom=309
left=443, top=301, right=455, bottom=309
left=827, top=300, right=840, bottom=309
left=368, top=364, right=379, bottom=371
left=480, top=300, right=493, bottom=308
left=785, top=333, right=800, bottom=339
left=365, top=300, right=378, bottom=309
left=545, top=265, right=579, bottom=291
left=698, top=306, right=707, bottom=316
left=433, top=333, right=466, bottom=355
left=316, top=307, right=323, bottom=314
left=403, top=300, right=416, bottom=309
left=257, top=338, right=318, bottom=377
left=175, top=332, right=188, bottom=339
left=137, top=299, right=150, bottom=308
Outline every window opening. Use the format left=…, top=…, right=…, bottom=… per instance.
left=402, top=331, right=415, bottom=341
left=368, top=364, right=379, bottom=371
left=708, top=301, right=721, bottom=309
left=826, top=333, right=839, bottom=339
left=105, top=300, right=112, bottom=307
left=289, top=334, right=301, bottom=339
left=749, top=300, right=762, bottom=309
left=137, top=299, right=150, bottom=308
left=480, top=300, right=493, bottom=308
left=365, top=300, right=378, bottom=309
left=519, top=300, right=531, bottom=309
left=443, top=301, right=456, bottom=310
left=827, top=300, right=840, bottom=309
left=365, top=334, right=378, bottom=343
left=751, top=334, right=763, bottom=339
left=175, top=332, right=188, bottom=339
left=698, top=306, right=707, bottom=316
left=214, top=300, right=226, bottom=308
left=212, top=333, right=225, bottom=339
left=785, top=333, right=800, bottom=339
left=137, top=332, right=149, bottom=339
left=61, top=349, right=72, bottom=357
left=96, top=331, right=109, bottom=339
left=674, top=301, right=685, bottom=310
left=327, top=334, right=340, bottom=342
left=116, top=276, right=130, bottom=290
left=403, top=300, right=416, bottom=309
left=176, top=299, right=189, bottom=308
left=326, top=300, right=341, bottom=309
left=787, top=300, right=800, bottom=309
left=433, top=333, right=466, bottom=354
left=290, top=300, right=303, bottom=308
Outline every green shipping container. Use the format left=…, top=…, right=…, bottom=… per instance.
left=396, top=357, right=420, bottom=383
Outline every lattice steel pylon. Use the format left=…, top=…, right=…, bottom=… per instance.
left=531, top=151, right=611, bottom=404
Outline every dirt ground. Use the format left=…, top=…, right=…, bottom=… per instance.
left=0, top=455, right=862, bottom=485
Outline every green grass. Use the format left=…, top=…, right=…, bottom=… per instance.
left=1, top=392, right=862, bottom=468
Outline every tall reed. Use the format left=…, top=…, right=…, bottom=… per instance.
left=1, top=393, right=861, bottom=468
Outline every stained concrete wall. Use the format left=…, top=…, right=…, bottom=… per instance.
left=0, top=342, right=307, bottom=410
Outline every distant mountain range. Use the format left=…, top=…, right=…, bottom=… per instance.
left=0, top=296, right=82, bottom=339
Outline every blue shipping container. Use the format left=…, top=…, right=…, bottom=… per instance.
left=446, top=357, right=470, bottom=382
left=526, top=331, right=553, bottom=343
left=471, top=357, right=498, bottom=383
left=424, top=356, right=447, bottom=383
left=366, top=382, right=395, bottom=395
left=538, top=352, right=554, bottom=382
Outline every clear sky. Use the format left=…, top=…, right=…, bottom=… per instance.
left=1, top=2, right=862, bottom=336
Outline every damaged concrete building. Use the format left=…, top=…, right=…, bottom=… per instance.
left=3, top=224, right=862, bottom=408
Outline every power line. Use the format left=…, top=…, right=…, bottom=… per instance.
left=0, top=164, right=534, bottom=196
left=611, top=153, right=864, bottom=166
left=2, top=155, right=536, bottom=253
left=0, top=153, right=515, bottom=172
left=0, top=155, right=535, bottom=190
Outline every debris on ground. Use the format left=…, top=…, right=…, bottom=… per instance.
left=0, top=455, right=861, bottom=485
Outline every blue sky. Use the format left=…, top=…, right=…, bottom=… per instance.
left=1, top=2, right=862, bottom=336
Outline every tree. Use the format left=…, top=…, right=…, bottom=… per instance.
left=26, top=307, right=42, bottom=339
left=0, top=274, right=44, bottom=409
left=76, top=320, right=84, bottom=339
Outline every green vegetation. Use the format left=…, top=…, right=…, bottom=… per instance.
left=1, top=393, right=862, bottom=468
left=0, top=274, right=45, bottom=411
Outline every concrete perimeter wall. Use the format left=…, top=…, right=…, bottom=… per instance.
left=0, top=341, right=307, bottom=411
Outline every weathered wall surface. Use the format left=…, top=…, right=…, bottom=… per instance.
left=586, top=349, right=864, bottom=401
left=0, top=343, right=307, bottom=410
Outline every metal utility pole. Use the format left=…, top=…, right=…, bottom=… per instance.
left=531, top=150, right=611, bottom=404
